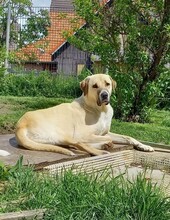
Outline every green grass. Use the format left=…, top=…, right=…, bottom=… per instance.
left=0, top=163, right=169, bottom=219
left=0, top=98, right=170, bottom=219
left=111, top=110, right=170, bottom=145
left=0, top=96, right=169, bottom=145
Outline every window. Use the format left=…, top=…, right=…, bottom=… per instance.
left=77, top=64, right=85, bottom=75
left=49, top=62, right=58, bottom=73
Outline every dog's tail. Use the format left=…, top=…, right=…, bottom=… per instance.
left=15, top=127, right=75, bottom=156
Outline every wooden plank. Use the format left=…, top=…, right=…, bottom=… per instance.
left=0, top=209, right=45, bottom=220
left=133, top=150, right=170, bottom=172
left=141, top=141, right=170, bottom=150
left=44, top=150, right=134, bottom=175
left=0, top=134, right=87, bottom=167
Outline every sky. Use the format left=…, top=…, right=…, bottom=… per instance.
left=32, top=0, right=51, bottom=7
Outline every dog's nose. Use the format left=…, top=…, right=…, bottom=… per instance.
left=101, top=91, right=108, bottom=100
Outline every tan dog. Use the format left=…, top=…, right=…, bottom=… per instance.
left=15, top=74, right=154, bottom=156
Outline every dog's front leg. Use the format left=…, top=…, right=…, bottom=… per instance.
left=108, top=132, right=154, bottom=152
left=73, top=134, right=113, bottom=156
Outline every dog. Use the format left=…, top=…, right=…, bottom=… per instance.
left=15, top=74, right=154, bottom=156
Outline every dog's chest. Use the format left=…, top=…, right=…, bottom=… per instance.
left=95, top=111, right=112, bottom=135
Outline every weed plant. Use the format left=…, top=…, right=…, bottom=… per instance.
left=0, top=161, right=169, bottom=219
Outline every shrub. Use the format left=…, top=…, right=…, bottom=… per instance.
left=157, top=71, right=170, bottom=110
left=0, top=72, right=81, bottom=98
left=0, top=47, right=6, bottom=76
left=110, top=70, right=163, bottom=122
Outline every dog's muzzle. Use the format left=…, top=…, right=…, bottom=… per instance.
left=97, top=90, right=110, bottom=106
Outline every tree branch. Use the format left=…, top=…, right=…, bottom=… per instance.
left=147, top=0, right=170, bottom=81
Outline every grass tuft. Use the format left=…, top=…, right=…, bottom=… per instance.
left=162, top=117, right=170, bottom=128
left=0, top=165, right=169, bottom=219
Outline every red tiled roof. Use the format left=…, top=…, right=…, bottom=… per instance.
left=16, top=0, right=111, bottom=63
left=16, top=12, right=84, bottom=62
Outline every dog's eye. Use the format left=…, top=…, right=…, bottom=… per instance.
left=92, top=84, right=98, bottom=89
left=106, top=82, right=110, bottom=86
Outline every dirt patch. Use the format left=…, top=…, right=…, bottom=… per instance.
left=0, top=104, right=13, bottom=115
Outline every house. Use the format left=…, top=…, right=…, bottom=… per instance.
left=51, top=0, right=112, bottom=75
left=15, top=0, right=91, bottom=75
left=16, top=0, right=111, bottom=75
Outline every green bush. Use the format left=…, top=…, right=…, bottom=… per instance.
left=157, top=71, right=170, bottom=110
left=0, top=47, right=6, bottom=76
left=110, top=69, right=165, bottom=122
left=0, top=72, right=82, bottom=98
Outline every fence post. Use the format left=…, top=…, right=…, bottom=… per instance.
left=4, top=0, right=11, bottom=74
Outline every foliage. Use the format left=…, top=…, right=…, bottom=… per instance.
left=157, top=70, right=170, bottom=109
left=0, top=46, right=6, bottom=76
left=0, top=72, right=81, bottom=98
left=18, top=8, right=50, bottom=47
left=0, top=156, right=24, bottom=181
left=0, top=0, right=50, bottom=47
left=0, top=0, right=50, bottom=75
left=71, top=0, right=170, bottom=122
left=0, top=161, right=10, bottom=181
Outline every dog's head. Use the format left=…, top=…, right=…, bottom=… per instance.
left=80, top=74, right=116, bottom=106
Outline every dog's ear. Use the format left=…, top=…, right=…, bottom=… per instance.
left=110, top=76, right=117, bottom=92
left=80, top=77, right=90, bottom=96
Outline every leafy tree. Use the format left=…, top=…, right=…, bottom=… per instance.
left=19, top=8, right=50, bottom=47
left=0, top=0, right=50, bottom=47
left=70, top=0, right=170, bottom=121
left=0, top=0, right=50, bottom=74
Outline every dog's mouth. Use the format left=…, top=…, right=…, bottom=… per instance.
left=97, top=100, right=110, bottom=106
left=97, top=97, right=110, bottom=106
left=103, top=100, right=109, bottom=105
left=97, top=90, right=110, bottom=106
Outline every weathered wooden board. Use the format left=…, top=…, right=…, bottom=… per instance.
left=0, top=134, right=133, bottom=168
left=0, top=209, right=45, bottom=220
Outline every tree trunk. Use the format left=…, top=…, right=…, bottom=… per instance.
left=128, top=0, right=170, bottom=121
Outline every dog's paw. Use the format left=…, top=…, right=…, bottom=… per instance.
left=136, top=144, right=154, bottom=152
left=102, top=142, right=114, bottom=151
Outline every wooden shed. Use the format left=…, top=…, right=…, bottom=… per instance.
left=15, top=0, right=91, bottom=75
left=15, top=0, right=112, bottom=75
left=52, top=42, right=91, bottom=75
